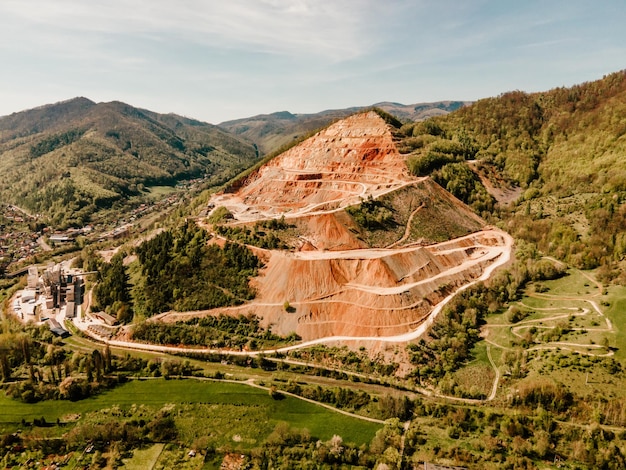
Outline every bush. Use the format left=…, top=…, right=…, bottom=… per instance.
left=207, top=206, right=233, bottom=224
left=148, top=415, right=177, bottom=441
left=506, top=306, right=529, bottom=324
left=346, top=196, right=395, bottom=230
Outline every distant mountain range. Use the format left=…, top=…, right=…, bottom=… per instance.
left=0, top=97, right=258, bottom=227
left=218, top=101, right=469, bottom=154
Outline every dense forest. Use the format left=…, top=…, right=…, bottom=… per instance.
left=397, top=70, right=626, bottom=280
left=91, top=221, right=262, bottom=321
left=0, top=98, right=259, bottom=227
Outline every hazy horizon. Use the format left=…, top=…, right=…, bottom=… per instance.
left=1, top=0, right=624, bottom=123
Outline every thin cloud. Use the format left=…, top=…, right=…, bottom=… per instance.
left=0, top=0, right=624, bottom=123
left=0, top=0, right=381, bottom=61
left=519, top=38, right=578, bottom=50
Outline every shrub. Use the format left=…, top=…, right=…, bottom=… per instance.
left=207, top=206, right=233, bottom=224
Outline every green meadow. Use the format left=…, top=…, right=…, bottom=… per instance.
left=0, top=378, right=381, bottom=447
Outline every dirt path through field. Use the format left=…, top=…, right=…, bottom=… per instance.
left=482, top=267, right=615, bottom=403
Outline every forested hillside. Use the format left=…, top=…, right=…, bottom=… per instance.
left=91, top=221, right=261, bottom=322
left=0, top=98, right=258, bottom=227
left=399, top=71, right=626, bottom=280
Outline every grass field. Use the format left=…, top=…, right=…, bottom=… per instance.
left=534, top=268, right=599, bottom=297
left=146, top=185, right=177, bottom=198
left=604, top=285, right=626, bottom=360
left=476, top=266, right=626, bottom=402
left=483, top=267, right=611, bottom=348
left=121, top=443, right=165, bottom=470
left=0, top=378, right=381, bottom=447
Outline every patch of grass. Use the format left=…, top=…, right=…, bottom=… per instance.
left=152, top=444, right=205, bottom=470
left=518, top=297, right=588, bottom=311
left=407, top=192, right=480, bottom=243
left=345, top=179, right=482, bottom=248
left=524, top=350, right=623, bottom=399
left=604, top=285, right=626, bottom=361
left=449, top=342, right=495, bottom=399
left=0, top=378, right=380, bottom=446
left=122, top=443, right=165, bottom=470
left=534, top=269, right=599, bottom=297
left=146, top=186, right=177, bottom=198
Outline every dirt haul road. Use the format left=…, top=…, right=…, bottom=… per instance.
left=90, top=111, right=514, bottom=353
left=77, top=228, right=512, bottom=354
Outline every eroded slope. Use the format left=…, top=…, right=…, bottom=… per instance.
left=168, top=111, right=512, bottom=343
left=243, top=229, right=509, bottom=339
left=212, top=111, right=413, bottom=220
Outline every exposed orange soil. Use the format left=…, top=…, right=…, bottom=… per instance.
left=211, top=111, right=413, bottom=221
left=176, top=229, right=508, bottom=340
left=158, top=111, right=513, bottom=343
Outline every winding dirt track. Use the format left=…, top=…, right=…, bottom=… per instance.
left=76, top=229, right=513, bottom=356
left=484, top=279, right=614, bottom=357
left=479, top=267, right=615, bottom=403
left=386, top=203, right=425, bottom=249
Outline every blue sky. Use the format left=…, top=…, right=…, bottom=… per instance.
left=0, top=0, right=624, bottom=123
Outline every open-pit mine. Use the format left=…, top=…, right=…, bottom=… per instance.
left=158, top=111, right=513, bottom=347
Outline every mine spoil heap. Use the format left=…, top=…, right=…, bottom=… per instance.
left=202, top=111, right=510, bottom=341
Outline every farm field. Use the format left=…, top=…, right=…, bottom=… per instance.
left=120, top=443, right=165, bottom=470
left=0, top=378, right=381, bottom=447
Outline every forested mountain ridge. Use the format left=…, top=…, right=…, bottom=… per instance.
left=399, top=70, right=626, bottom=279
left=218, top=100, right=468, bottom=155
left=0, top=98, right=258, bottom=227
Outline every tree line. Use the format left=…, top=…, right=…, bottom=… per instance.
left=131, top=314, right=293, bottom=350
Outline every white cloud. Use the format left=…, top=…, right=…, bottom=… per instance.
left=0, top=0, right=383, bottom=61
left=0, top=0, right=624, bottom=123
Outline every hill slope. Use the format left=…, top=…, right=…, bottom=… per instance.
left=399, top=70, right=626, bottom=277
left=213, top=111, right=413, bottom=220
left=0, top=98, right=258, bottom=227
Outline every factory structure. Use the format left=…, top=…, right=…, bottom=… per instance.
left=36, top=263, right=84, bottom=319
left=13, top=263, right=87, bottom=337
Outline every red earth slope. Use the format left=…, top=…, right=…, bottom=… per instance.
left=211, top=111, right=413, bottom=221
left=169, top=111, right=512, bottom=342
